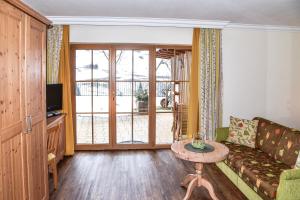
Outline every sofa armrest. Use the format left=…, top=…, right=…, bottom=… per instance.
left=215, top=127, right=229, bottom=142
left=280, top=168, right=300, bottom=180
left=276, top=168, right=300, bottom=200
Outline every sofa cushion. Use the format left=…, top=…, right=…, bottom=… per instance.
left=254, top=117, right=286, bottom=158
left=274, top=129, right=300, bottom=167
left=227, top=116, right=258, bottom=148
left=236, top=154, right=290, bottom=200
left=221, top=141, right=266, bottom=172
left=221, top=140, right=291, bottom=200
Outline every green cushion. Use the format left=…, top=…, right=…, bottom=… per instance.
left=215, top=127, right=229, bottom=142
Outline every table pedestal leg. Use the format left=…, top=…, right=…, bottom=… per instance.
left=181, top=174, right=197, bottom=188
left=182, top=163, right=219, bottom=200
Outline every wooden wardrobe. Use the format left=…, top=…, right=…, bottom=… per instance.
left=0, top=0, right=51, bottom=199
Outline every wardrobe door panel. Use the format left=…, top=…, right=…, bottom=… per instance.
left=0, top=1, right=26, bottom=199
left=2, top=134, right=25, bottom=200
left=24, top=16, right=48, bottom=200
left=0, top=1, right=25, bottom=131
left=25, top=123, right=46, bottom=200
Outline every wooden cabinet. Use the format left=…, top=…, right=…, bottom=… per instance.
left=47, top=114, right=66, bottom=163
left=0, top=0, right=51, bottom=199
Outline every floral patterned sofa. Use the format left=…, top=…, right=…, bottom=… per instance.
left=215, top=117, right=300, bottom=200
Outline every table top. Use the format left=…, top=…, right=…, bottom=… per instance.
left=171, top=139, right=229, bottom=163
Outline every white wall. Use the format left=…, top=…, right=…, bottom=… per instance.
left=222, top=28, right=300, bottom=129
left=70, top=25, right=192, bottom=44
left=70, top=25, right=300, bottom=129
left=265, top=31, right=300, bottom=128
left=222, top=29, right=268, bottom=125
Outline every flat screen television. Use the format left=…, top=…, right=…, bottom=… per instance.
left=46, top=84, right=63, bottom=112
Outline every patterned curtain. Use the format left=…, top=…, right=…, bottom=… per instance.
left=47, top=25, right=63, bottom=84
left=199, top=29, right=222, bottom=140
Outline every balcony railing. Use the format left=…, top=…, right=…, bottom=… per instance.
left=76, top=82, right=172, bottom=97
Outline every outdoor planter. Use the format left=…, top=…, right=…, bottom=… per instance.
left=137, top=101, right=148, bottom=112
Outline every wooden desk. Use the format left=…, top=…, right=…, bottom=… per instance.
left=47, top=114, right=66, bottom=163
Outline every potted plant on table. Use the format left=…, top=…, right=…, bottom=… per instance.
left=135, top=83, right=148, bottom=112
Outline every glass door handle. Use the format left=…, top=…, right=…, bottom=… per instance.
left=112, top=91, right=115, bottom=101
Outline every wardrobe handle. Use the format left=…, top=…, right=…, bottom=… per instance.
left=26, top=115, right=32, bottom=133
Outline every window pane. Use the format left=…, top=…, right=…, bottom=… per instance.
left=156, top=113, right=173, bottom=144
left=174, top=50, right=191, bottom=81
left=156, top=82, right=174, bottom=112
left=133, top=114, right=148, bottom=143
left=76, top=50, right=92, bottom=81
left=93, top=82, right=109, bottom=112
left=156, top=49, right=174, bottom=81
left=178, top=82, right=189, bottom=104
left=116, top=82, right=132, bottom=112
left=76, top=82, right=92, bottom=113
left=93, top=50, right=109, bottom=81
left=116, top=114, right=132, bottom=144
left=76, top=114, right=92, bottom=144
left=133, top=50, right=149, bottom=80
left=133, top=82, right=149, bottom=113
left=116, top=50, right=132, bottom=81
left=94, top=114, right=109, bottom=144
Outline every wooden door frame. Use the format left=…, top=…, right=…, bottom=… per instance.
left=70, top=44, right=191, bottom=150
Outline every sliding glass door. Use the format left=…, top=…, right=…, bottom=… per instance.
left=75, top=49, right=110, bottom=145
left=73, top=45, right=153, bottom=149
left=115, top=49, right=150, bottom=145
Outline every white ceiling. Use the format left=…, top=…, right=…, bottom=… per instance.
left=23, top=0, right=300, bottom=26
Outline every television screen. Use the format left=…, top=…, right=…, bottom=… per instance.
left=46, top=84, right=63, bottom=112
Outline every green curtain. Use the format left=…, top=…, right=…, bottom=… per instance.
left=199, top=29, right=222, bottom=140
left=47, top=25, right=63, bottom=84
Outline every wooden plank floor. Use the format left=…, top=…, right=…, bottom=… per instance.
left=49, top=150, right=247, bottom=200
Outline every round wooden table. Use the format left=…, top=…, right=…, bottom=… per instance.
left=171, top=139, right=229, bottom=200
